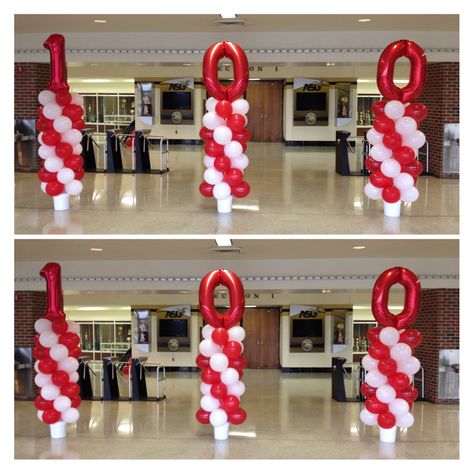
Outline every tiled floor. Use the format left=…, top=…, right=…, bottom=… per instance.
left=15, top=143, right=459, bottom=235
left=15, top=370, right=459, bottom=459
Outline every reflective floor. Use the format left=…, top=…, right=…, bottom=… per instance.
left=15, top=370, right=459, bottom=459
left=15, top=143, right=459, bottom=235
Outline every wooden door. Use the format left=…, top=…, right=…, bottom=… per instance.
left=245, top=82, right=265, bottom=142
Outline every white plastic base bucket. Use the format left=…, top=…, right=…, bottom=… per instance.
left=213, top=422, right=230, bottom=441
left=53, top=193, right=70, bottom=211
left=379, top=426, right=397, bottom=443
left=49, top=421, right=67, bottom=439
left=383, top=200, right=401, bottom=217
left=217, top=197, right=232, bottom=214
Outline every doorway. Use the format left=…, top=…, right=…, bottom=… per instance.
left=245, top=81, right=283, bottom=142
left=242, top=307, right=280, bottom=368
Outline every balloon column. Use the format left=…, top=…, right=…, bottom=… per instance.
left=37, top=34, right=85, bottom=210
left=359, top=267, right=422, bottom=442
left=199, top=42, right=251, bottom=213
left=196, top=270, right=247, bottom=440
left=33, top=262, right=82, bottom=438
left=364, top=40, right=428, bottom=217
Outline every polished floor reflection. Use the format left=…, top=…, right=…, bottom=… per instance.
left=15, top=143, right=458, bottom=235
left=15, top=370, right=459, bottom=459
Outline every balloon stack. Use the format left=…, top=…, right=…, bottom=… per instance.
left=359, top=267, right=422, bottom=443
left=364, top=40, right=428, bottom=217
left=37, top=34, right=85, bottom=210
left=195, top=270, right=248, bottom=440
left=33, top=262, right=82, bottom=438
left=199, top=42, right=251, bottom=213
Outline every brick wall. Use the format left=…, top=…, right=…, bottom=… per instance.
left=417, top=62, right=459, bottom=179
left=414, top=288, right=459, bottom=403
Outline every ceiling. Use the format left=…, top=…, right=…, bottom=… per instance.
left=15, top=14, right=459, bottom=34
left=15, top=239, right=459, bottom=262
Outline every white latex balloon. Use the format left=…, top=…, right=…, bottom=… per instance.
left=41, top=384, right=60, bottom=401
left=58, top=357, right=79, bottom=373
left=379, top=327, right=400, bottom=347
left=38, top=90, right=56, bottom=105
left=389, top=398, right=410, bottom=416
left=231, top=154, right=249, bottom=170
left=62, top=407, right=80, bottom=424
left=220, top=367, right=239, bottom=385
left=227, top=326, right=245, bottom=342
left=65, top=180, right=83, bottom=196
left=69, top=372, right=79, bottom=383
left=384, top=100, right=405, bottom=120
left=213, top=125, right=233, bottom=145
left=205, top=97, right=218, bottom=112
left=210, top=408, right=228, bottom=427
left=402, top=130, right=426, bottom=149
left=34, top=361, right=40, bottom=372
left=40, top=182, right=48, bottom=193
left=53, top=116, right=72, bottom=134
left=370, top=143, right=392, bottom=162
left=396, top=411, right=414, bottom=428
left=57, top=167, right=75, bottom=185
left=72, top=144, right=83, bottom=155
left=38, top=132, right=44, bottom=145
left=38, top=145, right=56, bottom=160
left=44, top=157, right=64, bottom=173
left=210, top=353, right=229, bottom=372
left=199, top=339, right=221, bottom=357
left=361, top=354, right=378, bottom=372
left=202, top=324, right=214, bottom=340
left=203, top=112, right=225, bottom=130
left=34, top=373, right=52, bottom=387
left=364, top=182, right=383, bottom=200
left=226, top=380, right=245, bottom=397
left=381, top=158, right=401, bottom=178
left=204, top=168, right=223, bottom=185
left=37, top=410, right=45, bottom=422
left=203, top=155, right=215, bottom=168
left=50, top=343, right=69, bottom=362
left=34, top=318, right=52, bottom=333
left=232, top=99, right=249, bottom=115
left=68, top=322, right=80, bottom=334
left=400, top=186, right=419, bottom=203
left=224, top=141, right=243, bottom=159
left=360, top=408, right=378, bottom=426
left=213, top=181, right=231, bottom=200
left=376, top=384, right=397, bottom=404
left=395, top=116, right=418, bottom=136
left=70, top=93, right=84, bottom=106
left=53, top=395, right=72, bottom=412
left=366, top=128, right=384, bottom=145
left=43, top=103, right=62, bottom=120
left=61, top=129, right=83, bottom=145
left=200, top=394, right=220, bottom=412
left=39, top=331, right=59, bottom=348
left=397, top=356, right=421, bottom=375
left=365, top=369, right=388, bottom=388
left=393, top=172, right=415, bottom=191
left=200, top=382, right=212, bottom=395
left=390, top=343, right=412, bottom=362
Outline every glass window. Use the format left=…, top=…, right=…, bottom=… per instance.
left=80, top=323, right=94, bottom=351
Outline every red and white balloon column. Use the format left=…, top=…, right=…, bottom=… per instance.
left=37, top=34, right=85, bottom=211
left=195, top=270, right=248, bottom=440
left=33, top=262, right=82, bottom=438
left=199, top=42, right=251, bottom=213
left=364, top=40, right=428, bottom=217
left=359, top=267, right=422, bottom=443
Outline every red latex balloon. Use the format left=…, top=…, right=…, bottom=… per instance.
left=204, top=140, right=225, bottom=158
left=223, top=168, right=244, bottom=186
left=367, top=327, right=382, bottom=345
left=38, top=358, right=57, bottom=374
left=196, top=354, right=211, bottom=369
left=203, top=42, right=249, bottom=101
left=55, top=90, right=72, bottom=106
left=59, top=332, right=80, bottom=349
left=361, top=383, right=377, bottom=399
left=201, top=367, right=221, bottom=384
left=378, top=412, right=396, bottom=429
left=365, top=396, right=388, bottom=414
left=64, top=154, right=84, bottom=171
left=223, top=341, right=243, bottom=359
left=221, top=395, right=240, bottom=413
left=371, top=100, right=388, bottom=117
left=69, top=347, right=82, bottom=359
left=42, top=409, right=61, bottom=425
left=393, top=146, right=416, bottom=165
left=382, top=131, right=403, bottom=150
left=42, top=129, right=61, bottom=146
left=51, top=370, right=70, bottom=387
left=215, top=100, right=233, bottom=119
left=62, top=104, right=84, bottom=121
left=52, top=319, right=69, bottom=335
left=46, top=181, right=65, bottom=197
left=199, top=127, right=215, bottom=142
left=74, top=168, right=85, bottom=180
left=378, top=358, right=398, bottom=376
left=33, top=347, right=49, bottom=359
left=37, top=117, right=54, bottom=132
left=199, top=181, right=214, bottom=198
left=369, top=170, right=393, bottom=189
left=365, top=157, right=381, bottom=172
left=61, top=382, right=80, bottom=398
left=212, top=328, right=229, bottom=346
left=404, top=103, right=428, bottom=122
left=227, top=114, right=246, bottom=132
left=397, top=385, right=419, bottom=403
left=372, top=267, right=421, bottom=329
left=55, top=142, right=73, bottom=159
left=388, top=372, right=411, bottom=391
left=399, top=329, right=423, bottom=348
left=38, top=168, right=57, bottom=183
left=44, top=34, right=69, bottom=93
left=231, top=181, right=250, bottom=198
left=373, top=115, right=395, bottom=134
left=70, top=396, right=82, bottom=408
left=368, top=341, right=390, bottom=360
left=233, top=128, right=250, bottom=143
left=199, top=270, right=245, bottom=329
left=214, top=156, right=231, bottom=172
left=72, top=119, right=85, bottom=131
left=402, top=160, right=424, bottom=177
left=122, top=365, right=130, bottom=376
left=210, top=382, right=228, bottom=399
left=196, top=408, right=211, bottom=424
left=228, top=407, right=247, bottom=425
left=229, top=355, right=247, bottom=371
left=34, top=396, right=54, bottom=411
left=382, top=185, right=401, bottom=204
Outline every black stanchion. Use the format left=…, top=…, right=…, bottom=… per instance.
left=131, top=358, right=148, bottom=400
left=81, top=132, right=97, bottom=171
left=134, top=131, right=151, bottom=173
left=77, top=358, right=93, bottom=400
left=102, top=358, right=120, bottom=400
left=105, top=131, right=123, bottom=173
left=331, top=357, right=347, bottom=402
left=335, top=130, right=351, bottom=176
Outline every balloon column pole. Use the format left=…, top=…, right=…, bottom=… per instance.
left=37, top=34, right=85, bottom=210
left=199, top=42, right=251, bottom=212
left=364, top=40, right=428, bottom=217
left=33, top=262, right=82, bottom=438
left=359, top=267, right=422, bottom=442
left=196, top=270, right=248, bottom=439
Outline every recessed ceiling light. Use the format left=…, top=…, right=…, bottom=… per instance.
left=220, top=13, right=236, bottom=19
left=215, top=237, right=233, bottom=247
left=358, top=18, right=371, bottom=23
left=352, top=245, right=366, bottom=250
left=322, top=289, right=332, bottom=293
left=326, top=62, right=336, bottom=66
left=90, top=248, right=103, bottom=252
left=94, top=19, right=107, bottom=24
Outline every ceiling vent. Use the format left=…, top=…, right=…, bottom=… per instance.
left=214, top=17, right=246, bottom=27
left=209, top=246, right=241, bottom=254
